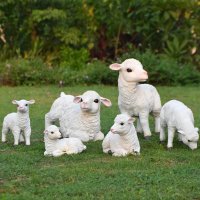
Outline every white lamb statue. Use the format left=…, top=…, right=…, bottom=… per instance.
left=45, top=90, right=112, bottom=142
left=160, top=100, right=199, bottom=150
left=102, top=114, right=140, bottom=157
left=109, top=58, right=161, bottom=139
left=2, top=99, right=35, bottom=145
left=44, top=125, right=86, bottom=157
left=45, top=92, right=74, bottom=128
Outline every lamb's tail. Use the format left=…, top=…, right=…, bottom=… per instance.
left=83, top=145, right=87, bottom=150
left=60, top=92, right=66, bottom=97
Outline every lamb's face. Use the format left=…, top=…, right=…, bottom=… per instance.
left=12, top=99, right=35, bottom=113
left=110, top=114, right=134, bottom=135
left=44, top=125, right=62, bottom=140
left=73, top=91, right=112, bottom=114
left=109, top=58, right=148, bottom=83
left=179, top=128, right=199, bottom=150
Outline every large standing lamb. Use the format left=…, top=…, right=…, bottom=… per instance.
left=102, top=114, right=140, bottom=156
left=45, top=90, right=112, bottom=142
left=109, top=58, right=161, bottom=139
left=160, top=100, right=199, bottom=150
left=2, top=99, right=35, bottom=145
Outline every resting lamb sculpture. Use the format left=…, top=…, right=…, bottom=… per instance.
left=2, top=99, right=35, bottom=145
left=102, top=114, right=140, bottom=156
left=109, top=58, right=161, bottom=139
left=44, top=125, right=86, bottom=157
left=160, top=100, right=199, bottom=150
left=45, top=90, right=112, bottom=142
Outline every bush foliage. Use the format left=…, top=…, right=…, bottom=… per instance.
left=0, top=0, right=199, bottom=85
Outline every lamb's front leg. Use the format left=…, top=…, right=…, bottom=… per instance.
left=136, top=118, right=143, bottom=133
left=167, top=126, right=175, bottom=149
left=94, top=131, right=104, bottom=141
left=24, top=128, right=31, bottom=145
left=139, top=112, right=151, bottom=138
left=52, top=149, right=65, bottom=157
left=13, top=129, right=20, bottom=145
left=102, top=134, right=111, bottom=154
left=112, top=149, right=128, bottom=157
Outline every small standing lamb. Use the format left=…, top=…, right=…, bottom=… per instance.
left=45, top=90, right=112, bottom=142
left=102, top=114, right=140, bottom=157
left=44, top=125, right=86, bottom=157
left=160, top=100, right=199, bottom=150
left=109, top=58, right=161, bottom=139
left=2, top=99, right=35, bottom=145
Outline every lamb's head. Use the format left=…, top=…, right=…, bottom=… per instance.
left=178, top=128, right=199, bottom=150
left=109, top=58, right=148, bottom=83
left=73, top=90, right=112, bottom=113
left=12, top=99, right=35, bottom=113
left=110, top=114, right=135, bottom=136
left=44, top=125, right=62, bottom=140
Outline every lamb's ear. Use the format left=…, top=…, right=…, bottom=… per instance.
left=43, top=130, right=48, bottom=134
left=73, top=96, right=82, bottom=104
left=109, top=63, right=122, bottom=71
left=28, top=100, right=35, bottom=104
left=178, top=130, right=185, bottom=135
left=128, top=117, right=135, bottom=124
left=100, top=97, right=112, bottom=107
left=195, top=127, right=199, bottom=132
left=12, top=100, right=18, bottom=105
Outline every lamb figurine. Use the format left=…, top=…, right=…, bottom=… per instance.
left=160, top=100, right=199, bottom=150
left=44, top=125, right=86, bottom=157
left=45, top=92, right=74, bottom=129
left=2, top=99, right=35, bottom=145
left=109, top=58, right=161, bottom=139
left=102, top=114, right=140, bottom=157
left=45, top=90, right=112, bottom=142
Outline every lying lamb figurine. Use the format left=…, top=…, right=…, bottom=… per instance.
left=45, top=90, right=112, bottom=142
left=110, top=58, right=161, bottom=139
left=102, top=114, right=140, bottom=157
left=44, top=125, right=86, bottom=157
left=160, top=100, right=199, bottom=150
left=2, top=99, right=35, bottom=145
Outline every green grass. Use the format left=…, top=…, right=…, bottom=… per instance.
left=0, top=85, right=200, bottom=200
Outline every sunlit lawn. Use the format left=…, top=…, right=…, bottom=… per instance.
left=0, top=85, right=200, bottom=199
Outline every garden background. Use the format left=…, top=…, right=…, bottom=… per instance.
left=0, top=0, right=199, bottom=86
left=1, top=1, right=200, bottom=199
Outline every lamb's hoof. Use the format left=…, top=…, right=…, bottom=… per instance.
left=167, top=147, right=173, bottom=151
left=134, top=151, right=140, bottom=156
left=2, top=140, right=7, bottom=143
left=144, top=136, right=151, bottom=140
left=159, top=141, right=165, bottom=144
left=108, top=150, right=112, bottom=155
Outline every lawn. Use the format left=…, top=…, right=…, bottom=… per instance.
left=0, top=85, right=200, bottom=200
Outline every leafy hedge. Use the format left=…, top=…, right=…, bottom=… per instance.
left=0, top=50, right=199, bottom=86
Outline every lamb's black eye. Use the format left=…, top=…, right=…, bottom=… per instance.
left=25, top=104, right=28, bottom=106
left=120, top=122, right=124, bottom=126
left=94, top=99, right=99, bottom=103
left=127, top=68, right=132, bottom=73
left=51, top=131, right=54, bottom=134
left=188, top=140, right=191, bottom=142
left=80, top=98, right=83, bottom=102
